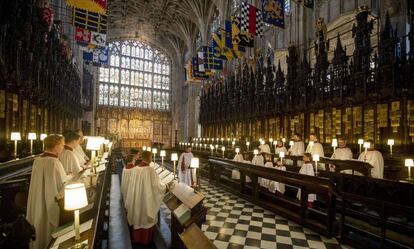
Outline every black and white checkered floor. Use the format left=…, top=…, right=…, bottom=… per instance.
left=197, top=180, right=352, bottom=249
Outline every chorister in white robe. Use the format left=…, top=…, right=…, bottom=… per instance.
left=274, top=146, right=288, bottom=156
left=124, top=164, right=166, bottom=229
left=260, top=161, right=274, bottom=188
left=251, top=155, right=264, bottom=166
left=73, top=144, right=89, bottom=166
left=121, top=163, right=135, bottom=204
left=259, top=144, right=271, bottom=154
left=231, top=154, right=244, bottom=180
left=287, top=141, right=305, bottom=166
left=296, top=162, right=317, bottom=202
left=331, top=147, right=353, bottom=174
left=269, top=165, right=286, bottom=194
left=177, top=152, right=194, bottom=186
left=58, top=146, right=82, bottom=174
left=306, top=142, right=325, bottom=170
left=358, top=150, right=384, bottom=179
left=26, top=154, right=68, bottom=249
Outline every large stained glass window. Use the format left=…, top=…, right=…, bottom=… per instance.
left=98, top=40, right=171, bottom=110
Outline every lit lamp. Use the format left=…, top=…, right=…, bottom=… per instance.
left=11, top=132, right=21, bottom=159
left=231, top=141, right=235, bottom=148
left=387, top=139, right=394, bottom=157
left=363, top=142, right=370, bottom=162
left=289, top=141, right=294, bottom=147
left=143, top=146, right=147, bottom=151
left=331, top=139, right=338, bottom=157
left=221, top=146, right=225, bottom=158
left=253, top=149, right=259, bottom=156
left=405, top=159, right=413, bottom=181
left=269, top=138, right=274, bottom=147
left=279, top=151, right=285, bottom=164
left=260, top=140, right=265, bottom=146
left=160, top=150, right=166, bottom=169
left=147, top=147, right=152, bottom=152
left=358, top=139, right=364, bottom=154
left=28, top=132, right=37, bottom=155
left=152, top=148, right=157, bottom=163
left=210, top=145, right=214, bottom=155
left=40, top=133, right=47, bottom=151
left=313, top=154, right=320, bottom=175
left=190, top=157, right=200, bottom=190
left=235, top=147, right=240, bottom=155
left=215, top=144, right=218, bottom=153
left=171, top=153, right=178, bottom=180
left=227, top=138, right=230, bottom=145
left=246, top=141, right=250, bottom=151
left=64, top=183, right=88, bottom=242
left=86, top=137, right=103, bottom=172
left=282, top=138, right=286, bottom=146
left=204, top=143, right=207, bottom=151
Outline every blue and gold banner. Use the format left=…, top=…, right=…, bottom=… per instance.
left=262, top=0, right=285, bottom=28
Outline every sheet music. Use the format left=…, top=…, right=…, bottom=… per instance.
left=161, top=173, right=174, bottom=184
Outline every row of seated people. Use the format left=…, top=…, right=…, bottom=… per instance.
left=120, top=150, right=174, bottom=245
left=247, top=133, right=384, bottom=178
left=231, top=152, right=317, bottom=207
left=25, top=129, right=92, bottom=249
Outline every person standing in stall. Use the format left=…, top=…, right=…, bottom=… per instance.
left=26, top=135, right=71, bottom=249
left=177, top=146, right=194, bottom=186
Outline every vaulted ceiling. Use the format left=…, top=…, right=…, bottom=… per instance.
left=107, top=0, right=231, bottom=64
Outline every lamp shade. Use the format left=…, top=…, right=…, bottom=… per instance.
left=387, top=139, right=395, bottom=146
left=210, top=145, right=214, bottom=150
left=289, top=141, right=294, bottom=146
left=103, top=139, right=110, bottom=145
left=86, top=136, right=103, bottom=151
left=235, top=148, right=240, bottom=153
left=221, top=146, right=225, bottom=152
left=246, top=141, right=250, bottom=146
left=11, top=132, right=21, bottom=141
left=28, top=133, right=37, bottom=140
left=253, top=149, right=259, bottom=155
left=64, top=183, right=88, bottom=211
left=190, top=157, right=199, bottom=168
left=273, top=141, right=277, bottom=145
left=232, top=141, right=235, bottom=145
left=282, top=138, right=286, bottom=143
left=40, top=133, right=47, bottom=140
left=309, top=141, right=314, bottom=147
left=358, top=139, right=364, bottom=145
left=405, top=159, right=414, bottom=167
left=160, top=150, right=166, bottom=157
left=143, top=146, right=147, bottom=151
left=152, top=148, right=157, bottom=154
left=171, top=153, right=178, bottom=161
left=332, top=139, right=338, bottom=147
left=313, top=154, right=320, bottom=161
left=147, top=147, right=152, bottom=152
left=260, top=140, right=265, bottom=145
left=215, top=144, right=218, bottom=148
left=269, top=138, right=273, bottom=143
left=363, top=142, right=370, bottom=149
left=279, top=151, right=285, bottom=158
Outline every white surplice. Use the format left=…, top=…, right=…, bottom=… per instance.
left=358, top=150, right=384, bottom=179
left=121, top=164, right=135, bottom=203
left=331, top=147, right=353, bottom=174
left=260, top=161, right=274, bottom=188
left=231, top=154, right=244, bottom=180
left=124, top=165, right=166, bottom=229
left=26, top=155, right=68, bottom=249
left=259, top=144, right=271, bottom=154
left=269, top=165, right=286, bottom=194
left=306, top=142, right=325, bottom=170
left=177, top=152, right=194, bottom=186
left=286, top=141, right=305, bottom=165
left=251, top=155, right=264, bottom=166
left=274, top=146, right=288, bottom=156
left=58, top=148, right=82, bottom=174
left=296, top=162, right=316, bottom=202
left=73, top=144, right=89, bottom=166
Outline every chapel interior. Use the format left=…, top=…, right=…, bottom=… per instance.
left=1, top=0, right=414, bottom=249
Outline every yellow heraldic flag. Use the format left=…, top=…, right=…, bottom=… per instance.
left=66, top=0, right=106, bottom=15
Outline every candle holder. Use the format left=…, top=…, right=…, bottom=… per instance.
left=11, top=132, right=21, bottom=159
left=279, top=151, right=285, bottom=164
left=246, top=141, right=250, bottom=152
left=363, top=142, right=370, bottom=162
left=221, top=146, right=225, bottom=158
left=269, top=138, right=274, bottom=148
left=28, top=132, right=37, bottom=155
left=289, top=141, right=294, bottom=147
left=387, top=139, right=394, bottom=157
left=160, top=150, right=166, bottom=170
left=331, top=139, right=338, bottom=158
left=282, top=138, right=286, bottom=146
left=405, top=159, right=413, bottom=181
left=171, top=153, right=178, bottom=180
left=358, top=139, right=364, bottom=154
left=235, top=147, right=240, bottom=155
left=313, top=154, right=320, bottom=175
left=190, top=157, right=200, bottom=191
left=152, top=148, right=158, bottom=163
left=40, top=134, right=47, bottom=151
